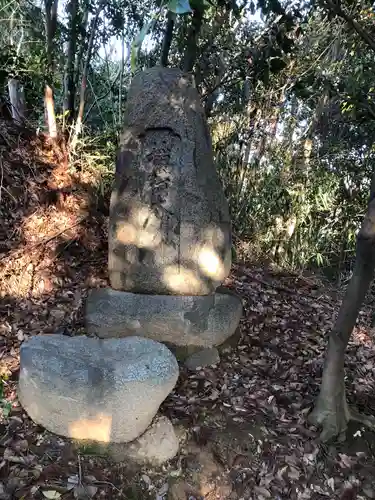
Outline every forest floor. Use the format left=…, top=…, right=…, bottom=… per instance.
left=1, top=120, right=375, bottom=500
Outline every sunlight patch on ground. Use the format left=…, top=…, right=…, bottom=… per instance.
left=352, top=325, right=375, bottom=347
left=22, top=209, right=77, bottom=244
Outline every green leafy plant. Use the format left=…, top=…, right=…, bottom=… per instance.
left=0, top=379, right=12, bottom=419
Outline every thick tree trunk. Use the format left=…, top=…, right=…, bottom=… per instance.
left=64, top=0, right=79, bottom=125
left=8, top=78, right=26, bottom=124
left=161, top=11, right=175, bottom=67
left=44, top=0, right=58, bottom=69
left=309, top=192, right=375, bottom=441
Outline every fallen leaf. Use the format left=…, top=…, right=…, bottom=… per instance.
left=67, top=474, right=79, bottom=490
left=42, top=491, right=62, bottom=499
left=74, top=484, right=97, bottom=499
left=156, top=482, right=169, bottom=499
left=338, top=453, right=355, bottom=468
left=253, top=485, right=271, bottom=498
left=327, top=477, right=335, bottom=491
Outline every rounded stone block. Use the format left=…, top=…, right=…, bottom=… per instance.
left=18, top=335, right=179, bottom=443
left=85, top=287, right=242, bottom=348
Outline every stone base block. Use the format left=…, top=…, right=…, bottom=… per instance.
left=85, top=287, right=242, bottom=348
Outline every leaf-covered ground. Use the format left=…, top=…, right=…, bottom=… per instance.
left=1, top=120, right=375, bottom=499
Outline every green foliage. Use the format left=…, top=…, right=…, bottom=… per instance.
left=0, top=379, right=12, bottom=419
left=2, top=0, right=375, bottom=280
left=131, top=18, right=158, bottom=72
left=216, top=143, right=357, bottom=272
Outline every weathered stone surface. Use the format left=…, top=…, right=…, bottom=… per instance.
left=184, top=348, right=220, bottom=370
left=85, top=287, right=242, bottom=348
left=106, top=416, right=179, bottom=465
left=18, top=335, right=179, bottom=443
left=109, top=66, right=232, bottom=295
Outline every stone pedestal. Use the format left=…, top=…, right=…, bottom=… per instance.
left=86, top=287, right=242, bottom=348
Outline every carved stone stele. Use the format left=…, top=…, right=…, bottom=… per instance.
left=108, top=67, right=232, bottom=295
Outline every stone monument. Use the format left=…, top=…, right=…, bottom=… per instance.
left=18, top=67, right=242, bottom=468
left=87, top=66, right=243, bottom=361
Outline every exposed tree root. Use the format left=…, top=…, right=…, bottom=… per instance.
left=308, top=395, right=350, bottom=442
left=350, top=407, right=375, bottom=429
left=309, top=398, right=375, bottom=442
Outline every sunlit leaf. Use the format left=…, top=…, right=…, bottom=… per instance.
left=67, top=475, right=79, bottom=491
left=167, top=0, right=192, bottom=14
left=130, top=19, right=156, bottom=72
left=42, top=491, right=62, bottom=499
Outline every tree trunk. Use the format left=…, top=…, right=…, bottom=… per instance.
left=44, top=0, right=58, bottom=69
left=242, top=107, right=261, bottom=166
left=8, top=78, right=26, bottom=124
left=118, top=31, right=125, bottom=125
left=161, top=11, right=175, bottom=67
left=309, top=186, right=375, bottom=441
left=73, top=0, right=89, bottom=110
left=64, top=0, right=79, bottom=126
left=183, top=8, right=203, bottom=72
left=104, top=42, right=116, bottom=128
left=72, top=0, right=106, bottom=147
left=44, top=0, right=59, bottom=138
left=45, top=84, right=58, bottom=139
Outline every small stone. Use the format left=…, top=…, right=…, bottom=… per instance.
left=16, top=330, right=24, bottom=341
left=49, top=309, right=65, bottom=320
left=108, top=416, right=179, bottom=465
left=185, top=348, right=220, bottom=370
left=18, top=335, right=179, bottom=443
